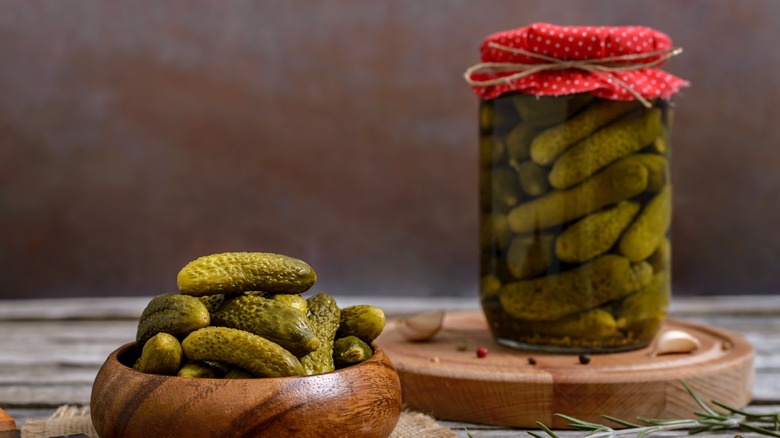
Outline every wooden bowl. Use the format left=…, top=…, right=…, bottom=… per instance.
left=91, top=343, right=402, bottom=438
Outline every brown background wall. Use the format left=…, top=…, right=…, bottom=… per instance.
left=1, top=0, right=778, bottom=299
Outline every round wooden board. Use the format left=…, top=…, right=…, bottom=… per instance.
left=376, top=312, right=754, bottom=428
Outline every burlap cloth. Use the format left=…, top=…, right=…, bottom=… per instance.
left=21, top=405, right=457, bottom=438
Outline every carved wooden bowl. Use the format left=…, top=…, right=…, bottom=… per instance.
left=91, top=343, right=402, bottom=438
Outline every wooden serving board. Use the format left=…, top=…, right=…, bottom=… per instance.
left=376, top=312, right=754, bottom=428
left=0, top=408, right=15, bottom=432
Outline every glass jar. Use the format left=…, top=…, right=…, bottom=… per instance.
left=479, top=92, right=673, bottom=353
left=467, top=23, right=687, bottom=353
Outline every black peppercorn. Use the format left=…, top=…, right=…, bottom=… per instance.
left=578, top=353, right=591, bottom=365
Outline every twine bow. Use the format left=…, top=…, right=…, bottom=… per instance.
left=464, top=42, right=684, bottom=108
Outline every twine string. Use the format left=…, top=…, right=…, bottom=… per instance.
left=464, top=42, right=684, bottom=108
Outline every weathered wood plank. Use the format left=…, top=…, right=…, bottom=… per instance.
left=0, top=384, right=92, bottom=406
left=0, top=295, right=777, bottom=438
left=444, top=404, right=780, bottom=437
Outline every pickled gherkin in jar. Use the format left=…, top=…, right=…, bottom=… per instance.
left=477, top=93, right=674, bottom=353
left=468, top=22, right=684, bottom=353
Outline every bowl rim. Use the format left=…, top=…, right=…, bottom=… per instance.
left=109, top=340, right=390, bottom=381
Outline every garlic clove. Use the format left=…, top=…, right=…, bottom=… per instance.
left=650, top=329, right=701, bottom=357
left=397, top=310, right=445, bottom=342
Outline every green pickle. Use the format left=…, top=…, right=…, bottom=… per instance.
left=182, top=326, right=304, bottom=378
left=548, top=107, right=662, bottom=190
left=223, top=368, right=255, bottom=379
left=177, top=361, right=220, bottom=379
left=137, top=333, right=183, bottom=375
left=136, top=293, right=210, bottom=349
left=479, top=93, right=673, bottom=352
left=271, top=293, right=308, bottom=314
left=177, top=252, right=317, bottom=296
left=619, top=185, right=672, bottom=262
left=515, top=161, right=550, bottom=197
left=337, top=304, right=386, bottom=343
left=333, top=336, right=374, bottom=369
left=555, top=201, right=640, bottom=263
left=212, top=293, right=320, bottom=358
left=301, top=293, right=341, bottom=375
left=505, top=233, right=555, bottom=280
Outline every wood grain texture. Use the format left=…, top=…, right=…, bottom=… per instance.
left=378, top=312, right=753, bottom=428
left=90, top=343, right=402, bottom=438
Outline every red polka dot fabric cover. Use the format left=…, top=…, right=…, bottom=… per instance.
left=469, top=23, right=688, bottom=100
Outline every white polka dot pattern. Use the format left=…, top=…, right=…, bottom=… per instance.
left=470, top=23, right=688, bottom=100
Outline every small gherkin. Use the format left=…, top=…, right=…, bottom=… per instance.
left=136, top=293, right=210, bottom=348
left=270, top=293, right=308, bottom=314
left=176, top=252, right=317, bottom=296
left=301, top=293, right=341, bottom=375
left=182, top=326, right=304, bottom=378
left=337, top=305, right=386, bottom=344
left=548, top=108, right=662, bottom=189
left=499, top=254, right=652, bottom=321
left=619, top=271, right=670, bottom=340
left=524, top=308, right=618, bottom=340
left=619, top=185, right=672, bottom=262
left=333, top=336, right=373, bottom=369
left=530, top=99, right=639, bottom=166
left=212, top=293, right=320, bottom=358
left=507, top=159, right=648, bottom=233
left=137, top=332, right=182, bottom=375
left=555, top=201, right=641, bottom=263
left=177, top=361, right=221, bottom=379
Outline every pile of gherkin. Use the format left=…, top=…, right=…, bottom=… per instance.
left=132, top=252, right=386, bottom=378
left=479, top=94, right=672, bottom=351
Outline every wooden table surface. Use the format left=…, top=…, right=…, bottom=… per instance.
left=1, top=295, right=779, bottom=437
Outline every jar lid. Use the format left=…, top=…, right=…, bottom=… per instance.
left=465, top=23, right=689, bottom=103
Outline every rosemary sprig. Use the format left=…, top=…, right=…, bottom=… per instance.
left=531, top=380, right=780, bottom=437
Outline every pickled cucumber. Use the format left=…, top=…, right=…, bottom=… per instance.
left=524, top=308, right=618, bottom=340
left=505, top=233, right=555, bottom=280
left=480, top=275, right=502, bottom=299
left=137, top=333, right=182, bottom=375
left=505, top=124, right=536, bottom=162
left=515, top=161, right=550, bottom=197
left=479, top=136, right=505, bottom=166
left=182, top=326, right=304, bottom=378
left=531, top=99, right=640, bottom=166
left=499, top=255, right=652, bottom=321
left=301, top=293, right=341, bottom=375
left=548, top=108, right=662, bottom=189
left=619, top=272, right=670, bottom=338
left=507, top=159, right=648, bottom=233
left=619, top=185, right=672, bottom=262
left=212, top=294, right=320, bottom=358
left=337, top=304, right=386, bottom=343
left=333, top=336, right=373, bottom=369
left=480, top=101, right=516, bottom=132
left=223, top=368, right=254, bottom=379
left=489, top=167, right=522, bottom=211
left=198, top=294, right=225, bottom=315
left=618, top=154, right=669, bottom=192
left=177, top=252, right=317, bottom=296
left=555, top=201, right=640, bottom=263
left=512, top=93, right=594, bottom=129
left=177, top=361, right=220, bottom=379
left=136, top=293, right=210, bottom=348
left=648, top=238, right=671, bottom=272
left=480, top=213, right=511, bottom=250
left=271, top=293, right=308, bottom=314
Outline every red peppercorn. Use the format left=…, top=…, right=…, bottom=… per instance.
left=476, top=346, right=488, bottom=358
